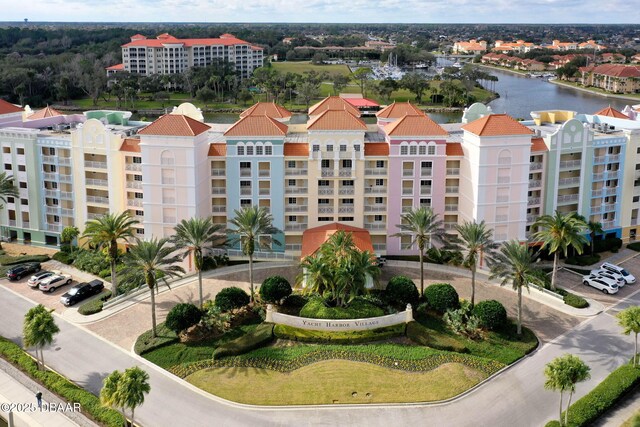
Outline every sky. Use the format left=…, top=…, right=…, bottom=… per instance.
left=2, top=0, right=639, bottom=24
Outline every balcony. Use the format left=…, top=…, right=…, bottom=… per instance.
left=559, top=159, right=581, bottom=169
left=445, top=186, right=459, bottom=194
left=421, top=187, right=433, bottom=195
left=285, top=224, right=308, bottom=231
left=87, top=212, right=103, bottom=220
left=318, top=188, right=334, bottom=196
left=86, top=178, right=108, bottom=187
left=530, top=162, right=543, bottom=171
left=86, top=195, right=109, bottom=205
left=43, top=172, right=59, bottom=181
left=338, top=206, right=354, bottom=214
left=526, top=215, right=537, bottom=223
left=403, top=169, right=414, bottom=177
left=44, top=223, right=61, bottom=232
left=446, top=168, right=460, bottom=176
left=127, top=199, right=143, bottom=207
left=364, top=223, right=386, bottom=230
left=339, top=188, right=355, bottom=195
left=421, top=168, right=433, bottom=176
left=497, top=177, right=510, bottom=184
left=259, top=170, right=270, bottom=178
left=528, top=197, right=541, bottom=206
left=46, top=206, right=60, bottom=214
left=126, top=181, right=143, bottom=189
left=321, top=169, right=336, bottom=177
left=258, top=188, right=270, bottom=196
left=529, top=180, right=542, bottom=188
left=211, top=168, right=225, bottom=176
left=285, top=205, right=308, bottom=213
left=59, top=174, right=72, bottom=183
left=60, top=191, right=73, bottom=200
left=365, top=187, right=387, bottom=194
left=602, top=220, right=616, bottom=230
left=373, top=243, right=386, bottom=252
left=85, top=160, right=107, bottom=169
left=557, top=194, right=579, bottom=203
left=285, top=168, right=307, bottom=176
left=240, top=188, right=252, bottom=196
left=61, top=208, right=74, bottom=217
left=402, top=188, right=413, bottom=195
left=285, top=187, right=307, bottom=194
left=338, top=169, right=353, bottom=177
left=445, top=204, right=459, bottom=212
left=239, top=169, right=251, bottom=177
left=496, top=215, right=509, bottom=222
left=444, top=222, right=458, bottom=230
left=211, top=206, right=226, bottom=213
left=364, top=168, right=386, bottom=176
left=285, top=244, right=303, bottom=251
left=318, top=206, right=334, bottom=214
left=126, top=163, right=142, bottom=171
left=364, top=205, right=386, bottom=212
left=8, top=220, right=16, bottom=227
left=211, top=187, right=226, bottom=195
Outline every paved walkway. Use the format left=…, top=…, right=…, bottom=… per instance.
left=593, top=383, right=640, bottom=426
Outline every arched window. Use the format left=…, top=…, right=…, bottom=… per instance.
left=400, top=142, right=408, bottom=156
left=498, top=149, right=512, bottom=165
left=160, top=150, right=174, bottom=165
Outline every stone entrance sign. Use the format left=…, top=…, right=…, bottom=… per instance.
left=266, top=304, right=413, bottom=331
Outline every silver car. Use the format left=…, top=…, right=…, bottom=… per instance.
left=582, top=274, right=619, bottom=294
left=590, top=269, right=625, bottom=288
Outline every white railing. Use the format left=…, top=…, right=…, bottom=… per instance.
left=211, top=168, right=225, bottom=176
left=318, top=207, right=334, bottom=214
left=608, top=154, right=620, bottom=162
left=364, top=223, right=386, bottom=230
left=338, top=151, right=352, bottom=159
left=339, top=206, right=354, bottom=214
left=365, top=187, right=387, bottom=194
left=45, top=223, right=61, bottom=232
left=22, top=221, right=30, bottom=229
left=446, top=168, right=460, bottom=175
left=321, top=169, right=335, bottom=177
left=86, top=178, right=108, bottom=187
left=285, top=224, right=308, bottom=231
left=44, top=189, right=59, bottom=197
left=87, top=212, right=103, bottom=220
left=163, top=217, right=177, bottom=224
left=43, top=172, right=59, bottom=181
left=529, top=180, right=542, bottom=188
left=605, top=188, right=617, bottom=196
left=285, top=205, right=308, bottom=212
left=86, top=195, right=109, bottom=205
left=8, top=220, right=16, bottom=226
left=318, top=188, right=334, bottom=195
left=421, top=168, right=433, bottom=176
left=128, top=199, right=143, bottom=207
left=59, top=174, right=72, bottom=183
left=402, top=206, right=413, bottom=212
left=403, top=169, right=414, bottom=177
left=61, top=208, right=74, bottom=217
left=445, top=186, right=459, bottom=193
left=259, top=188, right=270, bottom=196
left=162, top=197, right=175, bottom=204
left=85, top=160, right=107, bottom=169
left=373, top=243, right=386, bottom=251
left=497, top=177, right=510, bottom=184
left=126, top=163, right=142, bottom=171
left=402, top=188, right=413, bottom=195
left=338, top=169, right=353, bottom=177
left=259, top=170, right=270, bottom=177
left=364, top=205, right=386, bottom=212
left=240, top=169, right=251, bottom=177
left=557, top=194, right=579, bottom=203
left=226, top=249, right=297, bottom=261
left=211, top=187, right=226, bottom=195
left=240, top=188, right=252, bottom=196
left=445, top=204, right=458, bottom=211
left=591, top=205, right=603, bottom=214
left=558, top=177, right=580, bottom=186
left=365, top=169, right=387, bottom=176
left=126, top=181, right=143, bottom=189
left=285, top=169, right=307, bottom=176
left=444, top=222, right=458, bottom=230
left=46, top=206, right=60, bottom=214
left=602, top=220, right=616, bottom=229
left=285, top=187, right=307, bottom=194
left=285, top=244, right=303, bottom=251
left=496, top=215, right=509, bottom=222
left=339, top=188, right=355, bottom=195
left=162, top=178, right=175, bottom=185
left=530, top=162, right=543, bottom=170
left=60, top=191, right=73, bottom=199
left=594, top=156, right=606, bottom=164
left=559, top=159, right=581, bottom=169
left=211, top=206, right=226, bottom=213
left=496, top=196, right=509, bottom=202
left=160, top=158, right=175, bottom=165
left=526, top=215, right=537, bottom=223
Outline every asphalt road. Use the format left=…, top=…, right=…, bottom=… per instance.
left=0, top=285, right=638, bottom=427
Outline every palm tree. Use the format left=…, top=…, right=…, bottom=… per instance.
left=227, top=206, right=281, bottom=303
left=452, top=220, right=498, bottom=306
left=393, top=207, right=445, bottom=296
left=23, top=304, right=59, bottom=370
left=172, top=217, right=226, bottom=308
left=544, top=354, right=591, bottom=426
left=82, top=212, right=139, bottom=297
left=531, top=211, right=587, bottom=291
left=489, top=240, right=545, bottom=335
left=587, top=221, right=604, bottom=256
left=617, top=306, right=640, bottom=367
left=100, top=370, right=124, bottom=416
left=101, top=367, right=150, bottom=427
left=0, top=171, right=18, bottom=250
left=120, top=238, right=185, bottom=337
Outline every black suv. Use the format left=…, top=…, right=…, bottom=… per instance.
left=6, top=263, right=41, bottom=281
left=60, top=280, right=104, bottom=306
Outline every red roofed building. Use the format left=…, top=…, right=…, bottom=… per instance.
left=580, top=64, right=640, bottom=94
left=301, top=223, right=374, bottom=259
left=105, top=63, right=125, bottom=77
left=121, top=33, right=263, bottom=79
left=593, top=106, right=631, bottom=120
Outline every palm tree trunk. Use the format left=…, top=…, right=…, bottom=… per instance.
left=110, top=259, right=117, bottom=297
left=565, top=391, right=573, bottom=426
left=150, top=286, right=157, bottom=338
left=517, top=286, right=522, bottom=335
left=419, top=248, right=424, bottom=296
left=559, top=391, right=564, bottom=426
left=635, top=332, right=638, bottom=367
left=591, top=232, right=595, bottom=256
left=198, top=268, right=203, bottom=309
left=471, top=263, right=477, bottom=307
left=551, top=253, right=559, bottom=291
left=249, top=254, right=254, bottom=303
left=131, top=408, right=135, bottom=427
left=39, top=346, right=45, bottom=370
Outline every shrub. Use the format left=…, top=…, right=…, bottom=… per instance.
left=443, top=301, right=482, bottom=339
left=201, top=256, right=218, bottom=271
left=0, top=254, right=50, bottom=266
left=424, top=283, right=460, bottom=313
left=565, top=254, right=600, bottom=266
left=627, top=242, right=640, bottom=252
left=594, top=237, right=623, bottom=254
left=545, top=364, right=640, bottom=427
left=259, top=276, right=292, bottom=304
left=405, top=321, right=468, bottom=353
left=52, top=251, right=74, bottom=265
left=72, top=249, right=110, bottom=275
left=78, top=291, right=111, bottom=315
left=165, top=303, right=203, bottom=334
left=299, top=297, right=384, bottom=319
left=473, top=300, right=508, bottom=330
left=281, top=294, right=308, bottom=309
left=0, top=337, right=125, bottom=426
left=530, top=268, right=552, bottom=289
left=215, top=287, right=250, bottom=311
left=385, top=276, right=419, bottom=308
left=563, top=292, right=589, bottom=309
left=273, top=324, right=405, bottom=344
left=213, top=323, right=274, bottom=359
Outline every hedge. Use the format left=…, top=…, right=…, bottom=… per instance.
left=0, top=336, right=125, bottom=427
left=628, top=242, right=640, bottom=252
left=214, top=287, right=250, bottom=311
left=563, top=293, right=589, bottom=309
left=385, top=276, right=419, bottom=308
left=0, top=254, right=50, bottom=266
left=165, top=303, right=202, bottom=334
left=405, top=321, right=468, bottom=353
left=545, top=364, right=640, bottom=427
left=78, top=291, right=112, bottom=315
left=52, top=251, right=75, bottom=265
left=423, top=283, right=460, bottom=313
left=212, top=323, right=274, bottom=359
left=299, top=297, right=384, bottom=319
left=593, top=237, right=622, bottom=254
left=565, top=254, right=600, bottom=266
left=273, top=324, right=406, bottom=344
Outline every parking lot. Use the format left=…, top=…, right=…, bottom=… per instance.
left=556, top=252, right=640, bottom=307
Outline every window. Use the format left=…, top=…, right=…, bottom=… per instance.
left=340, top=145, right=347, bottom=152
left=375, top=179, right=384, bottom=186
left=288, top=197, right=297, bottom=204
left=420, top=180, right=432, bottom=187
left=288, top=216, right=297, bottom=222
left=256, top=146, right=263, bottom=155
left=135, top=192, right=143, bottom=199
left=240, top=181, right=251, bottom=187
left=318, top=217, right=332, bottom=221
left=400, top=146, right=408, bottom=155
left=288, top=179, right=296, bottom=186
left=342, top=159, right=352, bottom=168
left=287, top=160, right=296, bottom=168
left=19, top=182, right=26, bottom=189
left=634, top=196, right=640, bottom=203
left=240, top=199, right=251, bottom=207
left=342, top=180, right=354, bottom=186
left=17, top=148, right=24, bottom=155
left=313, top=145, right=320, bottom=152
left=374, top=215, right=383, bottom=222
left=354, top=145, right=361, bottom=152
left=137, top=228, right=145, bottom=235
left=1, top=147, right=9, bottom=154
left=50, top=165, right=56, bottom=172
left=53, top=215, right=60, bottom=222
left=428, top=146, right=436, bottom=155
left=419, top=145, right=426, bottom=155
left=321, top=160, right=330, bottom=168
left=342, top=199, right=354, bottom=204
left=421, top=161, right=432, bottom=168
left=51, top=198, right=58, bottom=205
left=51, top=182, right=57, bottom=189
left=375, top=197, right=383, bottom=204
left=327, top=145, right=333, bottom=152
left=134, top=175, right=142, bottom=181
left=319, top=199, right=330, bottom=204
left=7, top=197, right=13, bottom=203
left=4, top=164, right=11, bottom=170
left=240, top=161, right=251, bottom=169
left=339, top=217, right=354, bottom=221
left=18, top=165, right=25, bottom=172
left=318, top=180, right=330, bottom=186
left=20, top=199, right=28, bottom=205
left=420, top=198, right=431, bottom=206
left=133, top=157, right=142, bottom=163
left=376, top=160, right=385, bottom=168
left=246, top=146, right=254, bottom=156
left=237, top=146, right=245, bottom=155
left=135, top=210, right=144, bottom=216
left=265, top=145, right=272, bottom=156
left=409, top=146, right=417, bottom=155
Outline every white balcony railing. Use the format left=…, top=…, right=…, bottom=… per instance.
left=85, top=160, right=107, bottom=169
left=211, top=187, right=226, bottom=195
left=86, top=195, right=109, bottom=205
left=258, top=170, right=270, bottom=178
left=126, top=163, right=142, bottom=171
left=285, top=187, right=307, bottom=194
left=557, top=194, right=579, bottom=203
left=364, top=223, right=386, bottom=230
left=338, top=169, right=353, bottom=177
left=126, top=181, right=143, bottom=189
left=528, top=197, right=541, bottom=206
left=258, top=188, right=270, bottom=196
left=403, top=169, right=414, bottom=177
left=445, top=186, right=459, bottom=193
left=339, top=188, right=355, bottom=195
left=338, top=206, right=354, bottom=214
left=530, top=162, right=543, bottom=171
left=211, top=206, right=226, bottom=213
left=239, top=169, right=251, bottom=177
left=321, top=169, right=335, bottom=177
left=240, top=188, right=252, bottom=196
left=446, top=168, right=460, bottom=175
left=444, top=222, right=458, bottom=230
left=318, top=206, right=334, bottom=214
left=364, top=168, right=387, bottom=176
left=364, top=205, right=386, bottom=212
left=318, top=188, right=334, bottom=196
left=529, top=180, right=542, bottom=188
left=445, top=204, right=458, bottom=211
left=285, top=224, right=308, bottom=232
left=365, top=187, right=387, bottom=194
left=86, top=178, right=108, bottom=187
left=285, top=205, right=308, bottom=213
left=421, top=187, right=433, bottom=195
left=285, top=169, right=307, bottom=176
left=128, top=199, right=143, bottom=207
left=46, top=206, right=60, bottom=214
left=211, top=168, right=225, bottom=176
left=162, top=197, right=176, bottom=204
left=421, top=168, right=433, bottom=176
left=402, top=188, right=413, bottom=195
left=559, top=159, right=581, bottom=169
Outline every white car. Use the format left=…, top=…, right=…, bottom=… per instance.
left=39, top=274, right=73, bottom=293
left=582, top=274, right=619, bottom=294
left=590, top=269, right=625, bottom=288
left=27, top=270, right=61, bottom=288
left=601, top=262, right=636, bottom=284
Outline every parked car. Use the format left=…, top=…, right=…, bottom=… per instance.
left=590, top=269, right=625, bottom=288
left=27, top=270, right=59, bottom=288
left=39, top=273, right=72, bottom=293
left=6, top=263, right=41, bottom=281
left=60, top=280, right=104, bottom=306
left=582, top=274, right=619, bottom=294
left=601, top=262, right=636, bottom=284
left=376, top=256, right=387, bottom=267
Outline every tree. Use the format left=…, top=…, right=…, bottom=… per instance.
left=451, top=220, right=498, bottom=306
left=353, top=67, right=372, bottom=96
left=119, top=238, right=185, bottom=338
left=227, top=206, right=281, bottom=303
left=489, top=241, right=545, bottom=335
left=544, top=354, right=591, bottom=426
left=375, top=78, right=398, bottom=102
left=60, top=226, right=80, bottom=252
left=0, top=171, right=18, bottom=250
left=617, top=306, right=640, bottom=367
left=82, top=212, right=139, bottom=298
left=393, top=207, right=445, bottom=296
left=587, top=221, right=604, bottom=256
left=331, top=74, right=349, bottom=95
left=531, top=211, right=587, bottom=291
left=23, top=304, right=59, bottom=370
left=172, top=217, right=226, bottom=308
left=101, top=366, right=150, bottom=427
left=400, top=72, right=430, bottom=103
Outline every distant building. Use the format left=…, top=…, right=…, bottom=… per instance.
left=452, top=39, right=487, bottom=54
left=580, top=64, right=640, bottom=94
left=119, top=33, right=263, bottom=79
left=600, top=53, right=626, bottom=64
left=493, top=40, right=538, bottom=53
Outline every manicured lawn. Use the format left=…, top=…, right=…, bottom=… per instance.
left=621, top=410, right=640, bottom=427
left=272, top=61, right=352, bottom=77
left=187, top=360, right=486, bottom=405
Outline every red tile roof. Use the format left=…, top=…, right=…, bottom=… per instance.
left=307, top=110, right=367, bottom=131
left=301, top=223, right=374, bottom=259
left=531, top=138, right=548, bottom=152
left=446, top=143, right=464, bottom=156
left=106, top=63, right=125, bottom=71
left=376, top=101, right=423, bottom=118
left=462, top=114, right=533, bottom=136
left=581, top=64, right=640, bottom=78
left=123, top=33, right=258, bottom=48
left=593, top=106, right=630, bottom=120
left=308, top=96, right=361, bottom=117
left=343, top=98, right=379, bottom=108
left=224, top=115, right=288, bottom=137
left=138, top=114, right=211, bottom=136
left=0, top=99, right=23, bottom=115
left=208, top=144, right=227, bottom=157
left=119, top=138, right=141, bottom=153
left=27, top=106, right=63, bottom=120
left=364, top=143, right=389, bottom=156
left=283, top=143, right=309, bottom=156
left=384, top=114, right=448, bottom=137
left=240, top=102, right=292, bottom=119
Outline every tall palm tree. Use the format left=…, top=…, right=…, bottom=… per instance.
left=393, top=207, right=445, bottom=296
left=119, top=366, right=150, bottom=427
left=452, top=220, right=498, bottom=306
left=544, top=354, right=591, bottom=427
left=0, top=171, right=18, bottom=250
left=489, top=240, right=545, bottom=335
left=82, top=212, right=139, bottom=297
left=531, top=211, right=587, bottom=291
left=617, top=306, right=640, bottom=367
left=23, top=304, right=59, bottom=370
left=120, top=238, right=185, bottom=337
left=227, top=206, right=281, bottom=303
left=172, top=217, right=226, bottom=308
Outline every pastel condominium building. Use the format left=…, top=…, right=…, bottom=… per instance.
left=1, top=97, right=640, bottom=261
